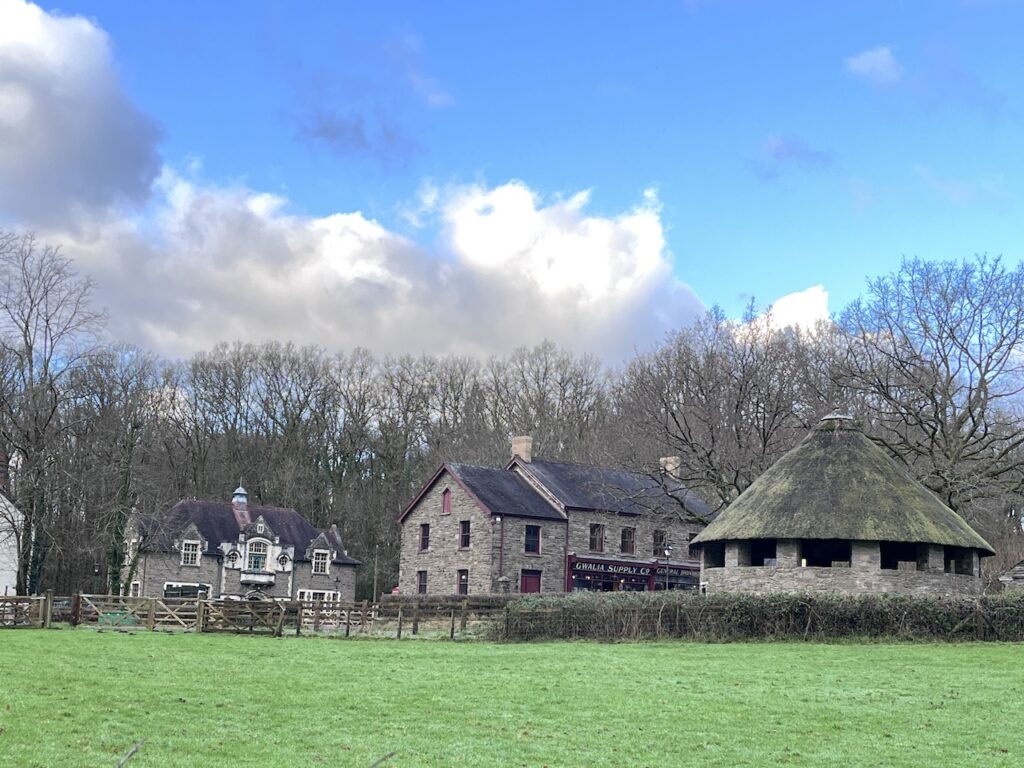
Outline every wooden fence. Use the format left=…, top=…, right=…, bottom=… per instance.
left=0, top=595, right=49, bottom=628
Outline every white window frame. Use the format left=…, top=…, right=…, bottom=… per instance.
left=129, top=581, right=141, bottom=598
left=162, top=582, right=212, bottom=598
left=247, top=539, right=270, bottom=571
left=311, top=549, right=330, bottom=575
left=181, top=539, right=201, bottom=567
left=297, top=589, right=340, bottom=602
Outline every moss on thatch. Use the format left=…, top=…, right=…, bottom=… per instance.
left=691, top=417, right=994, bottom=554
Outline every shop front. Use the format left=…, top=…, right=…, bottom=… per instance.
left=567, top=556, right=699, bottom=592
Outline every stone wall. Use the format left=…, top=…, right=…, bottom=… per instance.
left=398, top=472, right=495, bottom=595
left=497, top=517, right=567, bottom=593
left=293, top=562, right=356, bottom=602
left=567, top=509, right=702, bottom=564
left=134, top=551, right=223, bottom=597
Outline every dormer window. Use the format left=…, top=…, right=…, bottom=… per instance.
left=247, top=540, right=268, bottom=571
left=256, top=523, right=265, bottom=535
left=181, top=540, right=201, bottom=567
left=312, top=550, right=329, bottom=575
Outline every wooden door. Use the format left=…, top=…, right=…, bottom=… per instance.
left=520, top=569, right=542, bottom=593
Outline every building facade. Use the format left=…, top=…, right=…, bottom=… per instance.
left=0, top=491, right=19, bottom=596
left=398, top=437, right=711, bottom=595
left=691, top=414, right=994, bottom=597
left=124, top=487, right=359, bottom=601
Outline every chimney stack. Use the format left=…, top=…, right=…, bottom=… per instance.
left=659, top=456, right=682, bottom=480
left=511, top=435, right=533, bottom=463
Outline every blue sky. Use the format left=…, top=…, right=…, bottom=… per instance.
left=2, top=1, right=1022, bottom=357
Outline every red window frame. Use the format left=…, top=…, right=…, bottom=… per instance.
left=417, top=570, right=428, bottom=595
left=419, top=523, right=430, bottom=551
left=459, top=520, right=471, bottom=549
left=441, top=488, right=452, bottom=515
left=457, top=569, right=469, bottom=595
left=525, top=525, right=541, bottom=554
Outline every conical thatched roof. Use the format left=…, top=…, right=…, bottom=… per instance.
left=691, top=415, right=994, bottom=554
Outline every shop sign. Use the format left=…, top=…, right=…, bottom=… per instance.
left=572, top=559, right=695, bottom=578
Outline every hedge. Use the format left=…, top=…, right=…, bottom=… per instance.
left=492, top=591, right=1024, bottom=642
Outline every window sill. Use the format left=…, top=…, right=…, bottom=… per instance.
left=524, top=552, right=542, bottom=557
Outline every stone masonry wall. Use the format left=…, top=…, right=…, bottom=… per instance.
left=567, top=509, right=702, bottom=564
left=134, top=552, right=223, bottom=597
left=497, top=517, right=567, bottom=593
left=398, top=472, right=495, bottom=595
left=702, top=539, right=984, bottom=596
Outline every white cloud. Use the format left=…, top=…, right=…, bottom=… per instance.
left=0, top=0, right=161, bottom=227
left=767, top=285, right=830, bottom=331
left=844, top=46, right=903, bottom=87
left=2, top=1, right=703, bottom=359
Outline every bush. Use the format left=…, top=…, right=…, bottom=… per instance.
left=492, top=591, right=1024, bottom=642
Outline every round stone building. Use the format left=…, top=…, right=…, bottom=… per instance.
left=691, top=414, right=994, bottom=596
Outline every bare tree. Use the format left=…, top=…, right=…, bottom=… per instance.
left=838, top=255, right=1024, bottom=523
left=0, top=232, right=103, bottom=593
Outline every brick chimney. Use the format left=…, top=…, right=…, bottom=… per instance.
left=231, top=485, right=250, bottom=528
left=659, top=456, right=682, bottom=480
left=511, top=435, right=533, bottom=463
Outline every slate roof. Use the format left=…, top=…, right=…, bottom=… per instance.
left=691, top=416, right=995, bottom=554
left=139, top=500, right=360, bottom=565
left=446, top=463, right=565, bottom=521
left=999, top=560, right=1024, bottom=584
left=521, top=459, right=713, bottom=521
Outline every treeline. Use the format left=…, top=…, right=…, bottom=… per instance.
left=1, top=230, right=1022, bottom=596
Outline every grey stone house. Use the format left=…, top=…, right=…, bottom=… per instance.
left=691, top=414, right=994, bottom=596
left=398, top=437, right=711, bottom=595
left=124, top=487, right=359, bottom=601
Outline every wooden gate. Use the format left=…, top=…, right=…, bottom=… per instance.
left=201, top=600, right=288, bottom=635
left=0, top=596, right=44, bottom=628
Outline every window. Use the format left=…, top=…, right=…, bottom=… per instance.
left=620, top=527, right=636, bottom=554
left=589, top=524, right=604, bottom=552
left=417, top=570, right=428, bottom=595
left=703, top=543, right=725, bottom=568
left=297, top=589, right=339, bottom=602
left=800, top=539, right=851, bottom=568
left=653, top=529, right=668, bottom=557
left=457, top=569, right=469, bottom=595
left=129, top=582, right=141, bottom=598
left=181, top=540, right=200, bottom=567
left=459, top=520, right=471, bottom=548
left=247, top=540, right=268, bottom=571
left=442, top=488, right=452, bottom=515
left=256, top=523, right=265, bottom=534
left=750, top=539, right=777, bottom=566
left=419, top=523, right=430, bottom=551
left=163, top=583, right=210, bottom=599
left=226, top=550, right=239, bottom=567
left=312, top=550, right=329, bottom=574
left=525, top=525, right=541, bottom=554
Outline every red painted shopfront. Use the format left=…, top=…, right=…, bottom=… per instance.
left=566, top=556, right=699, bottom=592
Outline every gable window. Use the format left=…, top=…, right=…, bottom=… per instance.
left=420, top=524, right=430, bottom=551
left=620, top=527, right=636, bottom=555
left=589, top=524, right=604, bottom=552
left=525, top=525, right=541, bottom=554
left=653, top=529, right=668, bottom=557
left=247, top=540, right=268, bottom=571
left=417, top=570, right=428, bottom=595
left=459, top=520, right=471, bottom=549
left=457, top=569, right=469, bottom=595
left=312, top=550, right=329, bottom=575
left=256, top=523, right=265, bottom=535
left=181, top=540, right=200, bottom=567
left=442, top=488, right=452, bottom=515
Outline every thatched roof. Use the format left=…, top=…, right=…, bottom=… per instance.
left=691, top=415, right=994, bottom=554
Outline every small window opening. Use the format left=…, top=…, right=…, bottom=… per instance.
left=589, top=523, right=604, bottom=553
left=417, top=570, right=428, bottom=594
left=525, top=525, right=541, bottom=554
left=749, top=539, right=777, bottom=566
left=703, top=542, right=725, bottom=568
left=800, top=539, right=851, bottom=568
left=944, top=546, right=974, bottom=575
left=441, top=488, right=452, bottom=515
left=880, top=541, right=919, bottom=570
left=457, top=569, right=469, bottom=595
left=459, top=520, right=471, bottom=548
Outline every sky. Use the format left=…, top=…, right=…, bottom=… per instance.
left=1, top=0, right=1022, bottom=360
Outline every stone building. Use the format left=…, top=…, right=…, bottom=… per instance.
left=0, top=490, right=19, bottom=596
left=691, top=414, right=994, bottom=596
left=999, top=560, right=1024, bottom=592
left=124, top=487, right=359, bottom=601
left=397, top=437, right=711, bottom=595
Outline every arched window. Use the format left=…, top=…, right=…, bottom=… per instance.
left=247, top=540, right=268, bottom=571
left=442, top=488, right=452, bottom=515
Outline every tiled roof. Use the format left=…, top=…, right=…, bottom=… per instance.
left=139, top=500, right=360, bottom=565
left=521, top=459, right=713, bottom=521
left=446, top=463, right=565, bottom=521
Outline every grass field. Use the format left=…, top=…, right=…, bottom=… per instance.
left=0, top=631, right=1021, bottom=767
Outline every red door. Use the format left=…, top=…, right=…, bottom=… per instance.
left=521, top=569, right=542, bottom=593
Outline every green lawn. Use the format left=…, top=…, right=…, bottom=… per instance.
left=0, top=631, right=1021, bottom=767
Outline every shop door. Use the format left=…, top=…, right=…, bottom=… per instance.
left=521, top=569, right=542, bottom=593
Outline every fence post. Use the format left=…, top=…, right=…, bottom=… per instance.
left=344, top=608, right=351, bottom=638
left=504, top=606, right=510, bottom=640
left=412, top=600, right=420, bottom=635
left=313, top=599, right=322, bottom=633
left=397, top=607, right=403, bottom=639
left=361, top=599, right=369, bottom=630
left=294, top=600, right=302, bottom=636
left=146, top=598, right=156, bottom=631
left=449, top=609, right=456, bottom=640
left=71, top=593, right=81, bottom=627
left=196, top=598, right=205, bottom=633
left=460, top=599, right=468, bottom=632
left=43, top=590, right=53, bottom=629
